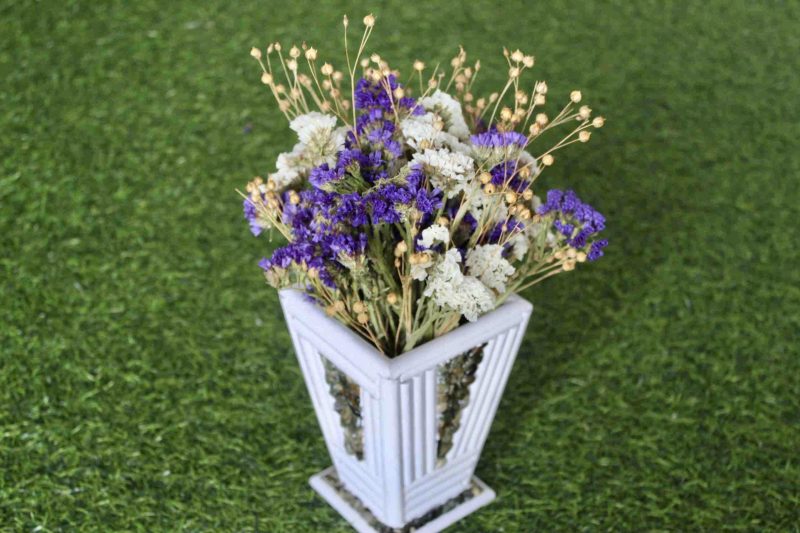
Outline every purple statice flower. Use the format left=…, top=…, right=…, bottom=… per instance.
left=489, top=161, right=530, bottom=192
left=365, top=183, right=413, bottom=224
left=587, top=239, right=608, bottom=261
left=488, top=219, right=526, bottom=243
left=243, top=197, right=263, bottom=236
left=365, top=120, right=402, bottom=158
left=470, top=130, right=528, bottom=148
left=538, top=189, right=608, bottom=256
left=338, top=147, right=369, bottom=170
left=355, top=75, right=420, bottom=115
left=309, top=162, right=345, bottom=189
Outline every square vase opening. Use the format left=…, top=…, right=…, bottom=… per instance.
left=279, top=288, right=532, bottom=530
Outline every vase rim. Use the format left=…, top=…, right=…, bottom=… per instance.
left=279, top=289, right=532, bottom=380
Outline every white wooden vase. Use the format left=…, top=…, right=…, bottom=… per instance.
left=279, top=288, right=532, bottom=532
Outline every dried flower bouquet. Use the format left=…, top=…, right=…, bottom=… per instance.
left=243, top=14, right=607, bottom=357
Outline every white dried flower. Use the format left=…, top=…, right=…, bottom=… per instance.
left=271, top=143, right=306, bottom=189
left=412, top=148, right=475, bottom=198
left=400, top=112, right=468, bottom=153
left=410, top=253, right=434, bottom=281
left=465, top=244, right=516, bottom=292
left=289, top=112, right=346, bottom=166
left=418, top=224, right=450, bottom=249
left=418, top=90, right=471, bottom=140
left=509, top=233, right=529, bottom=261
left=423, top=249, right=494, bottom=322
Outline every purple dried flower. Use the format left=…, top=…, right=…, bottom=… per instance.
left=538, top=189, right=608, bottom=255
left=470, top=130, right=528, bottom=148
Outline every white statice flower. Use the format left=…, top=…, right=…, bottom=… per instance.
left=289, top=112, right=346, bottom=166
left=509, top=233, right=529, bottom=261
left=412, top=148, right=475, bottom=198
left=465, top=244, right=516, bottom=293
left=419, top=90, right=471, bottom=140
left=423, top=249, right=494, bottom=321
left=271, top=142, right=306, bottom=188
left=507, top=194, right=551, bottom=261
left=464, top=180, right=508, bottom=223
left=418, top=224, right=450, bottom=249
left=400, top=112, right=469, bottom=153
left=290, top=112, right=338, bottom=144
left=410, top=254, right=434, bottom=281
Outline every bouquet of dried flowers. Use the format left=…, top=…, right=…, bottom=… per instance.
left=243, top=14, right=607, bottom=357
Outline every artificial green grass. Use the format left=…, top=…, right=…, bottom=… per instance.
left=1, top=0, right=799, bottom=530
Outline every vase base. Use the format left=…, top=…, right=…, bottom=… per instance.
left=309, top=466, right=496, bottom=533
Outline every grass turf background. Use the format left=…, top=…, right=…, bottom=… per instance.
left=2, top=0, right=799, bottom=530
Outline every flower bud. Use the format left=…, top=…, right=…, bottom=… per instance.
left=353, top=301, right=366, bottom=313
left=505, top=191, right=517, bottom=204
left=250, top=47, right=262, bottom=59
left=357, top=312, right=370, bottom=324
left=289, top=46, right=300, bottom=58
left=479, top=171, right=492, bottom=184
left=305, top=47, right=317, bottom=61
left=394, top=241, right=408, bottom=257
left=592, top=116, right=605, bottom=128
left=261, top=72, right=273, bottom=85
left=386, top=292, right=398, bottom=305
left=363, top=14, right=376, bottom=27
left=570, top=90, right=582, bottom=103
left=579, top=130, right=591, bottom=142
left=413, top=60, right=425, bottom=71
left=541, top=154, right=554, bottom=166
